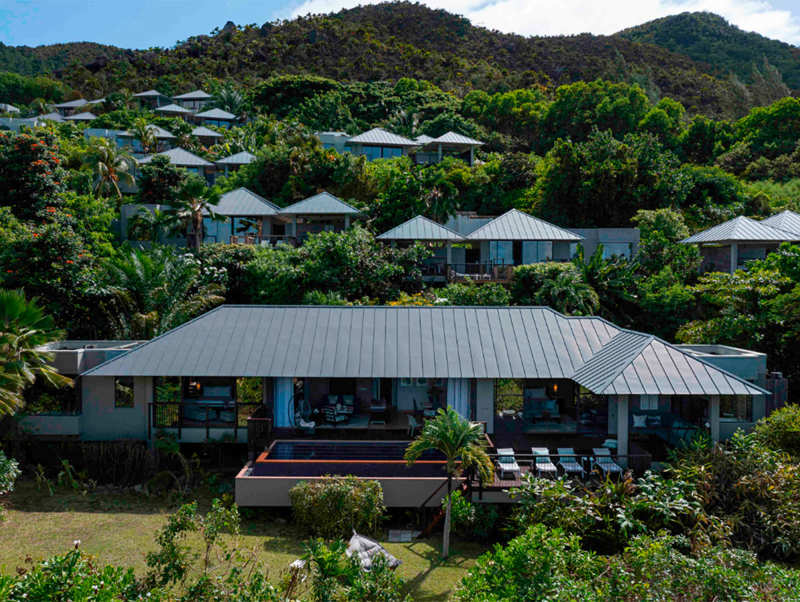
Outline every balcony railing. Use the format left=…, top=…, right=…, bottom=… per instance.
left=227, top=234, right=297, bottom=247
left=447, top=263, right=514, bottom=283
left=148, top=401, right=262, bottom=441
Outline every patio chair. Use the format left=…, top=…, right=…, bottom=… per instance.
left=592, top=448, right=624, bottom=477
left=531, top=447, right=558, bottom=478
left=495, top=448, right=521, bottom=480
left=557, top=448, right=585, bottom=478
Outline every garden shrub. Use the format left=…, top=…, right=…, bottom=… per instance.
left=447, top=490, right=502, bottom=543
left=508, top=472, right=723, bottom=553
left=510, top=262, right=599, bottom=315
left=0, top=449, right=20, bottom=521
left=454, top=524, right=800, bottom=601
left=753, top=403, right=800, bottom=458
left=289, top=476, right=386, bottom=538
left=437, top=280, right=510, bottom=305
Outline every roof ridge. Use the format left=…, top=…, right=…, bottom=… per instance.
left=571, top=330, right=654, bottom=394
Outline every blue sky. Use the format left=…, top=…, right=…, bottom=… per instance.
left=2, top=0, right=800, bottom=48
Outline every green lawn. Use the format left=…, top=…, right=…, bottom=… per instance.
left=0, top=480, right=483, bottom=601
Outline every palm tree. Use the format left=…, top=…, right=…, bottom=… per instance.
left=537, top=268, right=600, bottom=316
left=212, top=82, right=246, bottom=117
left=98, top=247, right=224, bottom=339
left=165, top=174, right=222, bottom=251
left=0, top=290, right=71, bottom=415
left=405, top=408, right=493, bottom=558
left=131, top=118, right=157, bottom=155
left=84, top=137, right=135, bottom=200
left=127, top=207, right=181, bottom=242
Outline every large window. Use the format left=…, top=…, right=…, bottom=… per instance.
left=720, top=396, right=753, bottom=422
left=114, top=376, right=134, bottom=408
left=154, top=377, right=181, bottom=403
left=489, top=241, right=513, bottom=265
left=522, top=241, right=552, bottom=264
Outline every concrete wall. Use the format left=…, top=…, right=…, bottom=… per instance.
left=17, top=415, right=81, bottom=437
left=674, top=344, right=767, bottom=387
left=80, top=375, right=150, bottom=440
left=235, top=464, right=454, bottom=508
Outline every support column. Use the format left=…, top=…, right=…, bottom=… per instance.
left=446, top=243, right=453, bottom=268
left=730, top=243, right=738, bottom=274
left=437, top=143, right=442, bottom=163
left=616, top=396, right=629, bottom=467
left=469, top=146, right=474, bottom=166
left=709, top=395, right=720, bottom=443
left=344, top=215, right=350, bottom=229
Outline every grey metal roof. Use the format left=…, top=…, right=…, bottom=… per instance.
left=682, top=216, right=799, bottom=244
left=429, top=131, right=484, bottom=146
left=134, top=89, right=168, bottom=98
left=209, top=188, right=280, bottom=217
left=279, top=191, right=360, bottom=215
left=39, top=112, right=64, bottom=122
left=192, top=125, right=223, bottom=138
left=195, top=108, right=236, bottom=120
left=155, top=103, right=193, bottom=115
left=466, top=209, right=583, bottom=241
left=81, top=305, right=766, bottom=397
left=54, top=98, right=88, bottom=108
left=64, top=111, right=97, bottom=121
left=346, top=128, right=418, bottom=147
left=139, top=147, right=213, bottom=167
left=118, top=124, right=175, bottom=139
left=0, top=103, right=20, bottom=113
left=216, top=151, right=255, bottom=165
left=762, top=210, right=800, bottom=237
left=173, top=89, right=212, bottom=100
left=377, top=215, right=464, bottom=241
left=415, top=135, right=434, bottom=144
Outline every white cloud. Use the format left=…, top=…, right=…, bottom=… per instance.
left=286, top=0, right=800, bottom=45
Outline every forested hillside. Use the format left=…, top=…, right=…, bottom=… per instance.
left=0, top=3, right=796, bottom=117
left=618, top=11, right=800, bottom=89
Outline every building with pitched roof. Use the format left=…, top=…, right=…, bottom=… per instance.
left=53, top=98, right=88, bottom=116
left=202, top=188, right=291, bottom=245
left=0, top=103, right=20, bottom=114
left=70, top=304, right=773, bottom=506
left=154, top=103, right=194, bottom=119
left=415, top=131, right=484, bottom=166
left=173, top=89, right=212, bottom=111
left=191, top=125, right=223, bottom=145
left=344, top=128, right=419, bottom=160
left=216, top=151, right=256, bottom=174
left=133, top=89, right=171, bottom=109
left=194, top=107, right=237, bottom=128
left=378, top=216, right=465, bottom=280
left=64, top=111, right=97, bottom=122
left=138, top=147, right=215, bottom=183
left=762, top=209, right=800, bottom=237
left=681, top=214, right=800, bottom=273
left=279, top=191, right=360, bottom=240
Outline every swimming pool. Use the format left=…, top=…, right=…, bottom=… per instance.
left=251, top=439, right=447, bottom=477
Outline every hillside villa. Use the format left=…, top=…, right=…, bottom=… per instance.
left=15, top=305, right=786, bottom=507
left=681, top=210, right=800, bottom=273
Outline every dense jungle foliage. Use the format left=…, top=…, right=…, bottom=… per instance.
left=0, top=3, right=796, bottom=118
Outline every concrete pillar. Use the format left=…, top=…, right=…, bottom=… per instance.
left=437, top=143, right=442, bottom=163
left=616, top=396, right=629, bottom=466
left=730, top=243, right=738, bottom=274
left=709, top=395, right=720, bottom=443
left=344, top=215, right=350, bottom=229
left=446, top=243, right=453, bottom=266
left=469, top=146, right=474, bottom=166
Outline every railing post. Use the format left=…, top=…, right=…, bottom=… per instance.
left=148, top=403, right=152, bottom=440
left=178, top=404, right=182, bottom=440
left=234, top=402, right=238, bottom=442
left=205, top=406, right=210, bottom=441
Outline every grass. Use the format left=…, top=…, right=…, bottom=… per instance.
left=0, top=480, right=484, bottom=601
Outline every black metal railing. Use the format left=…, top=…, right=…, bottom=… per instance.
left=447, top=263, right=514, bottom=282
left=148, top=401, right=263, bottom=441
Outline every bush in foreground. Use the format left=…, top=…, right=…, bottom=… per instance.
left=290, top=476, right=386, bottom=538
left=454, top=524, right=800, bottom=601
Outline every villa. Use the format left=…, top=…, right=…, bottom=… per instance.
left=682, top=211, right=800, bottom=273
left=216, top=150, right=256, bottom=174
left=13, top=304, right=775, bottom=507
left=173, top=89, right=213, bottom=112
left=318, top=128, right=485, bottom=166
left=133, top=89, right=172, bottom=109
left=378, top=210, right=639, bottom=282
left=138, top=147, right=215, bottom=184
left=194, top=108, right=237, bottom=128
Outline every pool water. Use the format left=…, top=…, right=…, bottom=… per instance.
left=251, top=440, right=446, bottom=477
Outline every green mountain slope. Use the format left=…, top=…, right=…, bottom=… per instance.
left=0, top=3, right=791, bottom=117
left=617, top=11, right=800, bottom=89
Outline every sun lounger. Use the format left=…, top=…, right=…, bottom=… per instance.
left=557, top=448, right=585, bottom=478
left=496, top=448, right=521, bottom=480
left=531, top=447, right=558, bottom=478
left=592, top=448, right=623, bottom=476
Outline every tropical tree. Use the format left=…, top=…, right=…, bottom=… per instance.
left=212, top=82, right=246, bottom=117
left=83, top=136, right=135, bottom=199
left=404, top=408, right=493, bottom=558
left=97, top=246, right=224, bottom=339
left=131, top=118, right=157, bottom=155
left=127, top=207, right=180, bottom=242
left=0, top=289, right=71, bottom=415
left=164, top=174, right=222, bottom=251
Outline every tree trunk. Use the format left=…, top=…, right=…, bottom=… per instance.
left=443, top=474, right=452, bottom=558
left=191, top=211, right=203, bottom=251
